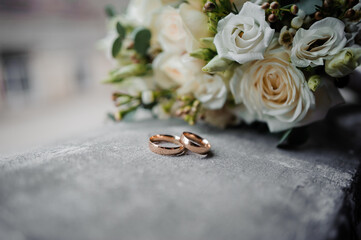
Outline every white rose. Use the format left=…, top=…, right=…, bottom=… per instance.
left=291, top=17, right=347, bottom=67
left=150, top=7, right=187, bottom=52
left=179, top=0, right=213, bottom=52
left=153, top=52, right=204, bottom=89
left=180, top=73, right=227, bottom=110
left=196, top=74, right=227, bottom=110
left=126, top=0, right=162, bottom=27
left=230, top=51, right=316, bottom=132
left=214, top=2, right=274, bottom=64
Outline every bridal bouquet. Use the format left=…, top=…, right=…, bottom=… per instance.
left=102, top=0, right=361, bottom=145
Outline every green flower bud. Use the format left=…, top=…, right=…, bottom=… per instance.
left=184, top=114, right=195, bottom=125
left=114, top=103, right=139, bottom=121
left=202, top=55, right=233, bottom=73
left=190, top=48, right=216, bottom=61
left=290, top=5, right=299, bottom=15
left=200, top=37, right=216, bottom=51
left=207, top=12, right=218, bottom=34
left=103, top=64, right=148, bottom=83
left=325, top=48, right=361, bottom=78
left=203, top=2, right=216, bottom=12
left=308, top=75, right=322, bottom=92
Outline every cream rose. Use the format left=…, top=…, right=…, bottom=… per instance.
left=153, top=52, right=204, bottom=89
left=214, top=2, right=274, bottom=64
left=291, top=17, right=347, bottom=67
left=179, top=0, right=213, bottom=52
left=230, top=51, right=316, bottom=132
left=150, top=7, right=187, bottom=52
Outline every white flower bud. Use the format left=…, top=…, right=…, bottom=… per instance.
left=291, top=17, right=303, bottom=29
left=141, top=90, right=154, bottom=105
left=288, top=28, right=297, bottom=35
left=325, top=48, right=361, bottom=78
left=202, top=55, right=233, bottom=73
left=308, top=75, right=322, bottom=92
left=297, top=9, right=306, bottom=19
left=303, top=16, right=312, bottom=25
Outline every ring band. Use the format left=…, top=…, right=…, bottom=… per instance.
left=149, top=134, right=185, bottom=155
left=180, top=132, right=211, bottom=154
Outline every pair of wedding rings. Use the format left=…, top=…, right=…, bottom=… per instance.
left=149, top=132, right=211, bottom=155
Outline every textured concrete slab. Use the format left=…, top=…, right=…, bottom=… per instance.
left=0, top=108, right=360, bottom=240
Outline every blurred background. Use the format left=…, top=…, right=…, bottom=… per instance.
left=0, top=0, right=129, bottom=154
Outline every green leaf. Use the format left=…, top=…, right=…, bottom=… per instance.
left=133, top=28, right=151, bottom=56
left=277, top=127, right=309, bottom=149
left=278, top=129, right=293, bottom=146
left=112, top=37, right=122, bottom=58
left=105, top=5, right=116, bottom=18
left=107, top=112, right=116, bottom=122
left=116, top=22, right=126, bottom=40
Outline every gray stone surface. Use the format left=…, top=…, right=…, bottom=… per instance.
left=0, top=110, right=360, bottom=240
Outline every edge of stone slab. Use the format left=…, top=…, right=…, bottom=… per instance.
left=330, top=163, right=361, bottom=240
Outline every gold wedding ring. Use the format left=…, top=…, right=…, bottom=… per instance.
left=149, top=134, right=185, bottom=155
left=180, top=132, right=211, bottom=154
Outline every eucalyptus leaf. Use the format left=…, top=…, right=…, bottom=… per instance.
left=112, top=37, right=122, bottom=58
left=105, top=5, right=116, bottom=18
left=116, top=22, right=126, bottom=40
left=296, top=0, right=322, bottom=15
left=133, top=28, right=151, bottom=56
left=107, top=112, right=116, bottom=122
